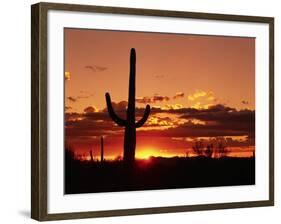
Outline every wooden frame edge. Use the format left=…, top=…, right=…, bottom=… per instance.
left=31, top=3, right=40, bottom=220
left=36, top=2, right=274, bottom=23
left=41, top=200, right=272, bottom=221
left=31, top=3, right=48, bottom=221
left=269, top=18, right=274, bottom=205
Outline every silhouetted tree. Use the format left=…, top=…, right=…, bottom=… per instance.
left=216, top=141, right=229, bottom=158
left=105, top=48, right=151, bottom=165
left=192, top=141, right=205, bottom=157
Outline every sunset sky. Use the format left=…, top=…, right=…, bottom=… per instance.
left=64, top=28, right=255, bottom=160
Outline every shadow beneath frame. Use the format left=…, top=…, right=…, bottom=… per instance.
left=18, top=210, right=30, bottom=218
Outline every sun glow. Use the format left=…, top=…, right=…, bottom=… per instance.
left=136, top=148, right=159, bottom=159
left=136, top=147, right=179, bottom=159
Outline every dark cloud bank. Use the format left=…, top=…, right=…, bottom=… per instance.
left=65, top=102, right=255, bottom=147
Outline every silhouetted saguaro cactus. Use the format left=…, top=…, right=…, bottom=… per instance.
left=101, top=136, right=104, bottom=163
left=105, top=48, right=150, bottom=164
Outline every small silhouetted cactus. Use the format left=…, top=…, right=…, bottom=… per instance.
left=101, top=136, right=104, bottom=163
left=89, top=149, right=94, bottom=162
left=105, top=48, right=151, bottom=164
left=185, top=150, right=189, bottom=158
left=205, top=144, right=214, bottom=158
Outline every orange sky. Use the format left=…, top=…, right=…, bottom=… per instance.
left=64, top=28, right=255, bottom=159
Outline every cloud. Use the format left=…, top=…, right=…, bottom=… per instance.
left=84, top=106, right=98, bottom=113
left=147, top=104, right=254, bottom=137
left=65, top=109, right=123, bottom=140
left=83, top=112, right=111, bottom=121
left=64, top=71, right=71, bottom=81
left=103, top=100, right=128, bottom=112
left=67, top=96, right=77, bottom=102
left=181, top=108, right=254, bottom=124
left=95, top=65, right=107, bottom=71
left=65, top=106, right=72, bottom=111
left=102, top=100, right=128, bottom=119
left=138, top=117, right=254, bottom=138
left=173, top=92, right=185, bottom=99
left=207, top=96, right=216, bottom=101
left=191, top=102, right=213, bottom=109
left=85, top=65, right=107, bottom=72
left=162, top=104, right=183, bottom=110
left=65, top=112, right=81, bottom=121
left=153, top=95, right=170, bottom=102
left=65, top=100, right=159, bottom=140
left=148, top=104, right=233, bottom=116
left=188, top=90, right=215, bottom=101
left=177, top=105, right=255, bottom=138
left=85, top=65, right=95, bottom=72
left=80, top=90, right=90, bottom=94
left=147, top=116, right=174, bottom=127
left=187, top=90, right=219, bottom=109
left=136, top=97, right=151, bottom=104
left=65, top=103, right=255, bottom=149
left=204, top=104, right=234, bottom=112
left=188, top=90, right=206, bottom=101
left=136, top=94, right=170, bottom=104
left=241, top=100, right=249, bottom=105
left=66, top=92, right=94, bottom=103
left=154, top=74, right=164, bottom=78
left=65, top=117, right=122, bottom=138
left=77, top=94, right=94, bottom=99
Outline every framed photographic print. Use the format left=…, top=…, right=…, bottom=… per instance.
left=31, top=2, right=274, bottom=221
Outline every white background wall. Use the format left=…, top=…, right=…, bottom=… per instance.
left=0, top=0, right=279, bottom=223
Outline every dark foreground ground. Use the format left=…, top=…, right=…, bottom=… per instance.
left=65, top=156, right=255, bottom=194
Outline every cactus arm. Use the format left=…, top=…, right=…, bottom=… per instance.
left=105, top=93, right=126, bottom=126
left=136, top=105, right=151, bottom=128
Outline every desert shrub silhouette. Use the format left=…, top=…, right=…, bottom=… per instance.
left=192, top=141, right=205, bottom=157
